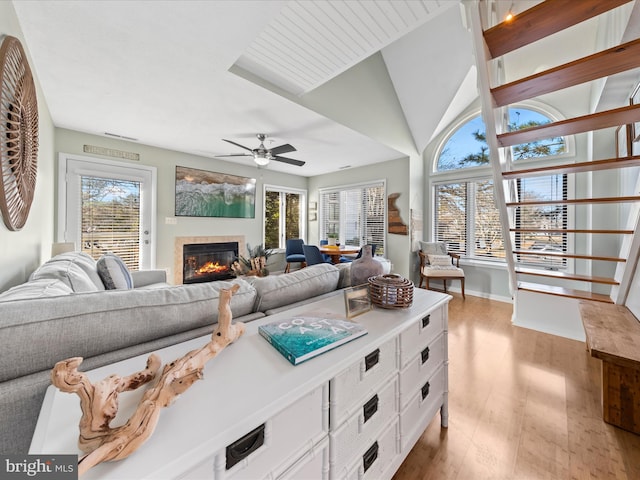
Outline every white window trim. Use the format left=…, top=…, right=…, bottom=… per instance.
left=432, top=102, right=576, bottom=176
left=57, top=152, right=158, bottom=268
left=318, top=179, right=387, bottom=250
left=263, top=184, right=307, bottom=250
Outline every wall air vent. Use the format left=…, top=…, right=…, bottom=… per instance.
left=104, top=131, right=138, bottom=141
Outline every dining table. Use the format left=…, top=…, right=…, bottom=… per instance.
left=318, top=245, right=360, bottom=264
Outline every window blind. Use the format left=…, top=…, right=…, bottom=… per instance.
left=515, top=174, right=567, bottom=269
left=319, top=181, right=385, bottom=255
left=80, top=176, right=141, bottom=270
left=434, top=182, right=468, bottom=255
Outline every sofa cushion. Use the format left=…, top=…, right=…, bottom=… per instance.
left=97, top=253, right=133, bottom=289
left=0, top=279, right=73, bottom=301
left=0, top=278, right=257, bottom=383
left=250, top=263, right=340, bottom=313
left=29, top=254, right=102, bottom=293
left=47, top=252, right=106, bottom=290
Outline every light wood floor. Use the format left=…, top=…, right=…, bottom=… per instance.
left=393, top=294, right=640, bottom=480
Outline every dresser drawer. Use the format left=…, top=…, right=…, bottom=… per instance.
left=329, top=375, right=397, bottom=472
left=398, top=307, right=444, bottom=368
left=274, top=435, right=329, bottom=480
left=330, top=337, right=397, bottom=427
left=398, top=334, right=445, bottom=409
left=211, top=383, right=328, bottom=479
left=334, top=419, right=399, bottom=480
left=399, top=364, right=445, bottom=451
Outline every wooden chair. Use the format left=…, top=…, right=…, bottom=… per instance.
left=418, top=242, right=465, bottom=298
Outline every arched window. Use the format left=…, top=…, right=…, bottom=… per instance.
left=437, top=108, right=567, bottom=171
left=432, top=108, right=569, bottom=264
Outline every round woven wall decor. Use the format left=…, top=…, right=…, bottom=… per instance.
left=0, top=35, right=39, bottom=231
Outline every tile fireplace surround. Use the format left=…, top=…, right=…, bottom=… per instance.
left=173, top=235, right=246, bottom=285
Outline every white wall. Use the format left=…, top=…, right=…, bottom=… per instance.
left=0, top=2, right=56, bottom=291
left=55, top=128, right=308, bottom=283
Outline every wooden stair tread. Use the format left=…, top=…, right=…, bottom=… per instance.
left=518, top=281, right=614, bottom=303
left=502, top=156, right=640, bottom=179
left=492, top=38, right=640, bottom=107
left=515, top=267, right=618, bottom=285
left=511, top=228, right=633, bottom=234
left=513, top=250, right=625, bottom=262
left=497, top=104, right=640, bottom=147
left=483, top=0, right=631, bottom=58
left=506, top=196, right=640, bottom=207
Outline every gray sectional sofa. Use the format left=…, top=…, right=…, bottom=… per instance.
left=0, top=252, right=349, bottom=454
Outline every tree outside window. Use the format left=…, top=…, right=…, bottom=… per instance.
left=264, top=186, right=306, bottom=249
left=434, top=107, right=568, bottom=265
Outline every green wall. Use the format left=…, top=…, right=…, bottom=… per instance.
left=308, top=157, right=412, bottom=280
left=55, top=128, right=307, bottom=282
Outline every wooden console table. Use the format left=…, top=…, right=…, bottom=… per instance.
left=579, top=301, right=640, bottom=434
left=31, top=289, right=450, bottom=479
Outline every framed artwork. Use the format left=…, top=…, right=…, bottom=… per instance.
left=630, top=81, right=640, bottom=143
left=344, top=284, right=372, bottom=319
left=175, top=166, right=256, bottom=218
left=616, top=124, right=631, bottom=158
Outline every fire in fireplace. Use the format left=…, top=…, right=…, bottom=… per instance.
left=183, top=242, right=238, bottom=284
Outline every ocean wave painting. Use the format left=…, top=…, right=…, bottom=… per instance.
left=175, top=166, right=256, bottom=218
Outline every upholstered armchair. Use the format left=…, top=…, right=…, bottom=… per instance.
left=418, top=241, right=465, bottom=298
left=284, top=238, right=306, bottom=273
left=302, top=244, right=331, bottom=266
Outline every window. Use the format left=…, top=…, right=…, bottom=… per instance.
left=434, top=179, right=504, bottom=259
left=59, top=154, right=157, bottom=270
left=263, top=185, right=306, bottom=249
left=81, top=177, right=142, bottom=268
left=319, top=181, right=385, bottom=256
left=433, top=107, right=569, bottom=265
left=515, top=175, right=568, bottom=269
left=437, top=108, right=567, bottom=171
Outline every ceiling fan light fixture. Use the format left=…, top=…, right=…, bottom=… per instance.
left=254, top=154, right=270, bottom=166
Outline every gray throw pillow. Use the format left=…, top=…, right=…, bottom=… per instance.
left=97, top=254, right=133, bottom=289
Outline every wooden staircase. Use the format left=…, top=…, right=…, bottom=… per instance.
left=465, top=0, right=640, bottom=318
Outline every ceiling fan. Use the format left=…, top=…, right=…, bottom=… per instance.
left=216, top=134, right=305, bottom=167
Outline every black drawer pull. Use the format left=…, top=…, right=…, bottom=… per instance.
left=226, top=424, right=265, bottom=470
left=363, top=394, right=379, bottom=423
left=363, top=441, right=379, bottom=473
left=365, top=349, right=380, bottom=371
left=421, top=381, right=430, bottom=400
left=422, top=314, right=430, bottom=328
left=421, top=346, right=430, bottom=364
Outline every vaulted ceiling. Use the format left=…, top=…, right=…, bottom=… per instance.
left=11, top=1, right=637, bottom=177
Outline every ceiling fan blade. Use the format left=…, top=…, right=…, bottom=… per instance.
left=272, top=155, right=305, bottom=167
left=214, top=153, right=253, bottom=158
left=222, top=139, right=254, bottom=152
left=270, top=143, right=296, bottom=156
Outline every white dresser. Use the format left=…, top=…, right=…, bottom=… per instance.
left=30, top=288, right=450, bottom=479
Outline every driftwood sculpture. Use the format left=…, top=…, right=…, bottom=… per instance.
left=51, top=284, right=245, bottom=476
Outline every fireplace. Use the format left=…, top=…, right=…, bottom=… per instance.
left=182, top=242, right=238, bottom=284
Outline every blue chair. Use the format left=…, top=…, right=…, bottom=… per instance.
left=319, top=239, right=331, bottom=263
left=303, top=244, right=331, bottom=266
left=285, top=238, right=306, bottom=273
left=340, top=244, right=376, bottom=263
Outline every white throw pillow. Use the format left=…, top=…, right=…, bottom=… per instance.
left=97, top=253, right=133, bottom=289
left=427, top=254, right=453, bottom=267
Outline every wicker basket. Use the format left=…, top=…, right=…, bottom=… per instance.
left=368, top=274, right=414, bottom=309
